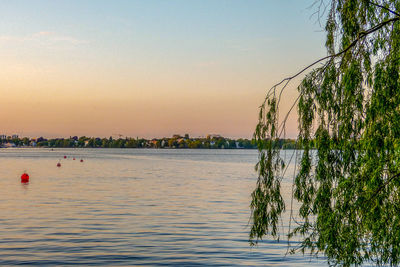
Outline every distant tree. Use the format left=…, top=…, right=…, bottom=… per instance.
left=37, top=141, right=48, bottom=147
left=101, top=138, right=109, bottom=148
left=22, top=137, right=30, bottom=146
left=168, top=138, right=177, bottom=148
left=137, top=138, right=147, bottom=148
left=155, top=140, right=162, bottom=148
left=78, top=136, right=87, bottom=147
left=62, top=139, right=71, bottom=147
left=188, top=139, right=202, bottom=148
left=87, top=138, right=95, bottom=148
left=228, top=140, right=236, bottom=149
left=95, top=138, right=102, bottom=147
left=215, top=138, right=226, bottom=149
left=126, top=138, right=138, bottom=148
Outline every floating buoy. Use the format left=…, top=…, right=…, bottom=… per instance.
left=57, top=162, right=61, bottom=167
left=21, top=173, right=29, bottom=183
left=80, top=159, right=84, bottom=162
left=73, top=157, right=76, bottom=160
left=64, top=156, right=67, bottom=159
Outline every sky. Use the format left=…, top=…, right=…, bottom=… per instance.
left=0, top=0, right=326, bottom=139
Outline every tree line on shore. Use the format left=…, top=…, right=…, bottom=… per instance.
left=0, top=134, right=298, bottom=149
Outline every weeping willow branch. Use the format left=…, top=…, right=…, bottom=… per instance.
left=260, top=15, right=399, bottom=142
left=251, top=2, right=400, bottom=265
left=262, top=15, right=399, bottom=110
left=368, top=1, right=400, bottom=17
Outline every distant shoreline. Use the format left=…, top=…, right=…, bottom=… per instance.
left=0, top=134, right=297, bottom=149
left=0, top=147, right=258, bottom=150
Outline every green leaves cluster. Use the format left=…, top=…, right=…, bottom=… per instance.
left=250, top=0, right=400, bottom=265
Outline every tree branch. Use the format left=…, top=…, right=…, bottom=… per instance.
left=368, top=172, right=400, bottom=202
left=368, top=1, right=400, bottom=17
left=262, top=16, right=399, bottom=108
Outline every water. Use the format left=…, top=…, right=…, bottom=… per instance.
left=0, top=148, right=325, bottom=266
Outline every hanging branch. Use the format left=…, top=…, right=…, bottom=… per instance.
left=368, top=1, right=400, bottom=17
left=260, top=15, right=399, bottom=141
left=262, top=15, right=399, bottom=108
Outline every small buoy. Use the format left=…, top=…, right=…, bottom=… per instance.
left=64, top=156, right=67, bottom=159
left=21, top=173, right=29, bottom=183
left=57, top=162, right=61, bottom=167
left=80, top=159, right=84, bottom=162
left=73, top=157, right=76, bottom=160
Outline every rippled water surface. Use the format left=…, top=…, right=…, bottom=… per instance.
left=0, top=148, right=325, bottom=266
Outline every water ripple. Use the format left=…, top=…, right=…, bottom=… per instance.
left=0, top=148, right=326, bottom=266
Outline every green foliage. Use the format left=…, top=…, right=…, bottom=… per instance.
left=2, top=135, right=258, bottom=149
left=251, top=0, right=400, bottom=265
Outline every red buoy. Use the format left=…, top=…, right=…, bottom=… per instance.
left=21, top=173, right=29, bottom=183
left=64, top=156, right=67, bottom=159
left=73, top=157, right=76, bottom=160
left=80, top=159, right=84, bottom=162
left=57, top=162, right=61, bottom=167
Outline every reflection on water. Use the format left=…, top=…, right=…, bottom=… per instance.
left=0, top=148, right=325, bottom=266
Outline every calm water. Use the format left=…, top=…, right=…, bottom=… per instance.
left=0, top=148, right=325, bottom=266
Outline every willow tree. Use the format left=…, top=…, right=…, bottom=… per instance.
left=250, top=0, right=400, bottom=265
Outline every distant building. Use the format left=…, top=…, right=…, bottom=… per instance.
left=150, top=139, right=158, bottom=146
left=172, top=134, right=182, bottom=139
left=0, top=135, right=6, bottom=140
left=12, top=134, right=18, bottom=139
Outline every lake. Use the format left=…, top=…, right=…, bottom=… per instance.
left=0, top=148, right=325, bottom=266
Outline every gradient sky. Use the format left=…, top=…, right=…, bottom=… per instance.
left=0, top=0, right=326, bottom=138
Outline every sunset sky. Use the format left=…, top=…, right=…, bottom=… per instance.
left=0, top=0, right=325, bottom=138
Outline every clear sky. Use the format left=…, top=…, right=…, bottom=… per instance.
left=0, top=0, right=326, bottom=139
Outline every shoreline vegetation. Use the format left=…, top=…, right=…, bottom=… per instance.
left=0, top=134, right=297, bottom=149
